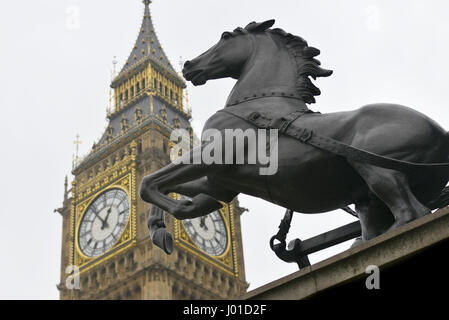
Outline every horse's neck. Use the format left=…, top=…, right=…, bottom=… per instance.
left=226, top=37, right=301, bottom=107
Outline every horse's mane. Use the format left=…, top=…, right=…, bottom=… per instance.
left=234, top=22, right=333, bottom=104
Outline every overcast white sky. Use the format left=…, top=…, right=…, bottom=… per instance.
left=1, top=0, right=449, bottom=299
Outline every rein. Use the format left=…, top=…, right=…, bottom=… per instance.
left=219, top=107, right=449, bottom=173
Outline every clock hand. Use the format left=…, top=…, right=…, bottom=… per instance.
left=101, top=207, right=112, bottom=230
left=101, top=190, right=119, bottom=230
left=107, top=190, right=119, bottom=211
left=199, top=216, right=208, bottom=231
left=92, top=207, right=106, bottom=224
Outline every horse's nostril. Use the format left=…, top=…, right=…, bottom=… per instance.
left=184, top=60, right=192, bottom=68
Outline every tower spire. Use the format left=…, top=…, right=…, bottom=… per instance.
left=114, top=0, right=179, bottom=79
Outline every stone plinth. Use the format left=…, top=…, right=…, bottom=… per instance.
left=241, top=207, right=449, bottom=300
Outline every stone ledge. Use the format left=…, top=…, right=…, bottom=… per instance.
left=241, top=206, right=449, bottom=300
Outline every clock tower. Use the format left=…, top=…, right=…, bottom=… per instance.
left=56, top=1, right=248, bottom=300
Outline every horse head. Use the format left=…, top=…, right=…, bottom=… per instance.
left=182, top=20, right=275, bottom=86
left=183, top=19, right=333, bottom=104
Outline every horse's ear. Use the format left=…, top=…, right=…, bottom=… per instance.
left=246, top=19, right=275, bottom=33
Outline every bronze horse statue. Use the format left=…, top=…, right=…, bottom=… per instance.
left=140, top=19, right=449, bottom=254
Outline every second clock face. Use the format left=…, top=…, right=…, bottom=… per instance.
left=181, top=197, right=228, bottom=256
left=78, top=188, right=130, bottom=257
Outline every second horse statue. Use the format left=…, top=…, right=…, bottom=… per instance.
left=140, top=19, right=449, bottom=254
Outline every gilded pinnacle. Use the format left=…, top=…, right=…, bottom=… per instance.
left=143, top=0, right=152, bottom=6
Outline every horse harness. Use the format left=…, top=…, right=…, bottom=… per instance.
left=219, top=104, right=449, bottom=261
left=219, top=107, right=449, bottom=172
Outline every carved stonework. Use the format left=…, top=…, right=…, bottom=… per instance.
left=159, top=105, right=167, bottom=122
left=120, top=115, right=129, bottom=134
left=173, top=114, right=181, bottom=129
left=135, top=106, right=143, bottom=124
left=106, top=126, right=114, bottom=144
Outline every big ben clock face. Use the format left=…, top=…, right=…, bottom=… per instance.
left=180, top=197, right=228, bottom=256
left=78, top=188, right=130, bottom=257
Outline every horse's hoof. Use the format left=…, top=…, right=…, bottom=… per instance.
left=385, top=216, right=420, bottom=233
left=351, top=237, right=364, bottom=248
left=152, top=228, right=174, bottom=255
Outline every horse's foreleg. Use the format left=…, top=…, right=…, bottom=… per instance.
left=147, top=177, right=239, bottom=254
left=141, top=166, right=224, bottom=219
left=140, top=149, right=224, bottom=253
left=139, top=147, right=226, bottom=219
left=147, top=204, right=174, bottom=254
left=353, top=195, right=394, bottom=244
left=139, top=162, right=189, bottom=210
left=169, top=177, right=239, bottom=203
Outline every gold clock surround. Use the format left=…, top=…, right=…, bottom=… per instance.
left=174, top=199, right=239, bottom=277
left=70, top=144, right=138, bottom=274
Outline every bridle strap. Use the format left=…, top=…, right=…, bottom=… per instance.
left=226, top=90, right=306, bottom=107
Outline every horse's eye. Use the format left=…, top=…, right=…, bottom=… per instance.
left=221, top=32, right=232, bottom=40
